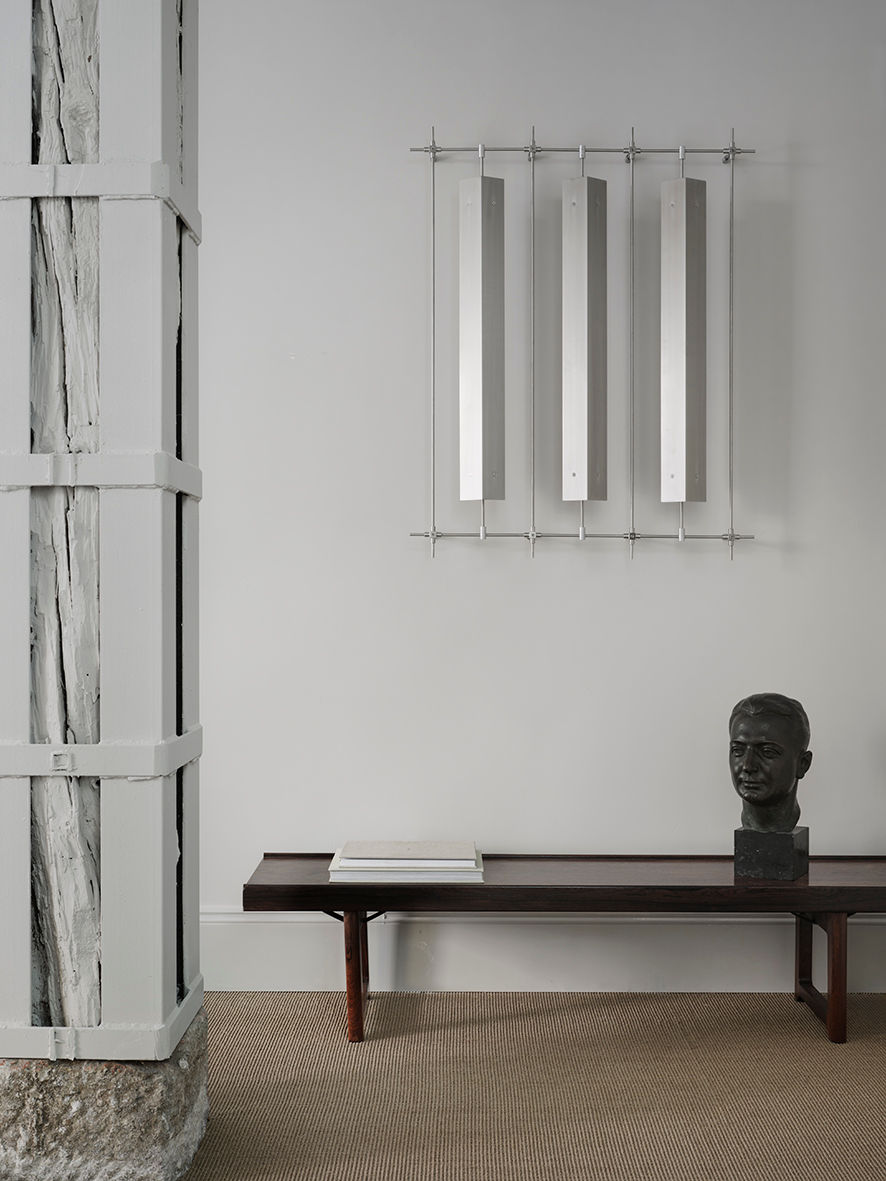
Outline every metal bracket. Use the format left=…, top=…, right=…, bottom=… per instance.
left=524, top=126, right=539, bottom=162
left=48, top=1026, right=78, bottom=1061
left=420, top=128, right=440, bottom=161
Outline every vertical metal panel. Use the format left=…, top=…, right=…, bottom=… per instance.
left=181, top=0, right=199, bottom=210
left=661, top=177, right=706, bottom=502
left=0, top=8, right=33, bottom=1032
left=99, top=490, right=177, bottom=743
left=101, top=0, right=192, bottom=193
left=160, top=0, right=183, bottom=179
left=459, top=175, right=505, bottom=501
left=98, top=488, right=175, bottom=1029
left=100, top=200, right=179, bottom=455
left=161, top=204, right=182, bottom=458
left=94, top=0, right=198, bottom=1055
left=0, top=489, right=30, bottom=743
left=180, top=233, right=199, bottom=467
left=0, top=474, right=31, bottom=1024
left=179, top=194, right=200, bottom=998
left=0, top=0, right=32, bottom=162
left=181, top=761, right=200, bottom=991
left=100, top=776, right=178, bottom=1026
left=562, top=177, right=607, bottom=501
left=0, top=778, right=31, bottom=1024
left=181, top=496, right=199, bottom=733
left=100, top=207, right=178, bottom=742
left=99, top=486, right=177, bottom=1023
left=99, top=486, right=177, bottom=1025
left=98, top=1, right=160, bottom=162
left=0, top=197, right=33, bottom=743
left=179, top=494, right=200, bottom=991
left=0, top=203, right=31, bottom=453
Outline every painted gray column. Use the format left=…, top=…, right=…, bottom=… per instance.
left=1, top=1, right=206, bottom=1175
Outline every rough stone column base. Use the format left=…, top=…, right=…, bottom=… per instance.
left=0, top=1008, right=208, bottom=1181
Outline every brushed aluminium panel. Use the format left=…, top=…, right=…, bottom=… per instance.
left=459, top=176, right=505, bottom=501
left=0, top=0, right=32, bottom=163
left=0, top=777, right=30, bottom=1024
left=100, top=775, right=178, bottom=1027
left=0, top=170, right=31, bottom=1026
left=562, top=177, right=607, bottom=501
left=99, top=0, right=157, bottom=162
left=661, top=177, right=706, bottom=502
left=99, top=489, right=177, bottom=742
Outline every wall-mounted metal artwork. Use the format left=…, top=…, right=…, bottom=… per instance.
left=411, top=128, right=754, bottom=558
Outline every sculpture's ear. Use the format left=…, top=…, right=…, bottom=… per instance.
left=797, top=750, right=813, bottom=780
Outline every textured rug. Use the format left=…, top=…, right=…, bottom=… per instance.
left=183, top=991, right=886, bottom=1181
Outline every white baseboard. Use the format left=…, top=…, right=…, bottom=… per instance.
left=200, top=910, right=886, bottom=993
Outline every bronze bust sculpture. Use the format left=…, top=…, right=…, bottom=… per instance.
left=729, top=693, right=812, bottom=832
left=730, top=693, right=812, bottom=879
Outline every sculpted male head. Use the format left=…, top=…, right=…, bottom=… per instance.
left=729, top=694, right=812, bottom=833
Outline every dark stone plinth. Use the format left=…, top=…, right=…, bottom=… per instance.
left=0, top=1008, right=208, bottom=1181
left=734, top=826, right=809, bottom=880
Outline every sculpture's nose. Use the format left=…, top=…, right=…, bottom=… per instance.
left=739, top=746, right=758, bottom=771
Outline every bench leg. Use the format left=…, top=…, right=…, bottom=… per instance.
left=826, top=912, right=847, bottom=1044
left=344, top=910, right=368, bottom=1042
left=794, top=912, right=813, bottom=999
left=360, top=911, right=370, bottom=1009
left=793, top=912, right=848, bottom=1043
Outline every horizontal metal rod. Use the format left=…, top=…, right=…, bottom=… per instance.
left=631, top=147, right=755, bottom=156
left=410, top=530, right=755, bottom=542
left=411, top=145, right=532, bottom=154
left=412, top=144, right=754, bottom=157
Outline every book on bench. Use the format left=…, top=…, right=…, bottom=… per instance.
left=329, top=841, right=484, bottom=882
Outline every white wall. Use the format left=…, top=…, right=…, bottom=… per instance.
left=198, top=0, right=886, bottom=989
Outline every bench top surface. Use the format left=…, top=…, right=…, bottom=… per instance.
left=243, top=853, right=886, bottom=913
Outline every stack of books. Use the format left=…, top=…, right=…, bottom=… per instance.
left=328, top=840, right=484, bottom=882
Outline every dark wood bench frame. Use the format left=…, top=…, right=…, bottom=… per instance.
left=243, top=854, right=886, bottom=1044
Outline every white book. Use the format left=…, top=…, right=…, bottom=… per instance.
left=329, top=868, right=484, bottom=882
left=338, top=840, right=479, bottom=868
left=328, top=847, right=484, bottom=882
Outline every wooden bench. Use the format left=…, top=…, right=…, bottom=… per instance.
left=243, top=853, right=886, bottom=1043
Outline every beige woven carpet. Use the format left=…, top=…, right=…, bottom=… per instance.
left=183, top=991, right=886, bottom=1181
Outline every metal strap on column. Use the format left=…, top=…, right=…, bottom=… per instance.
left=0, top=162, right=201, bottom=242
left=0, top=728, right=202, bottom=779
left=0, top=452, right=202, bottom=498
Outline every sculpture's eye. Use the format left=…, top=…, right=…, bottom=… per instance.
left=729, top=744, right=744, bottom=758
left=762, top=746, right=781, bottom=759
